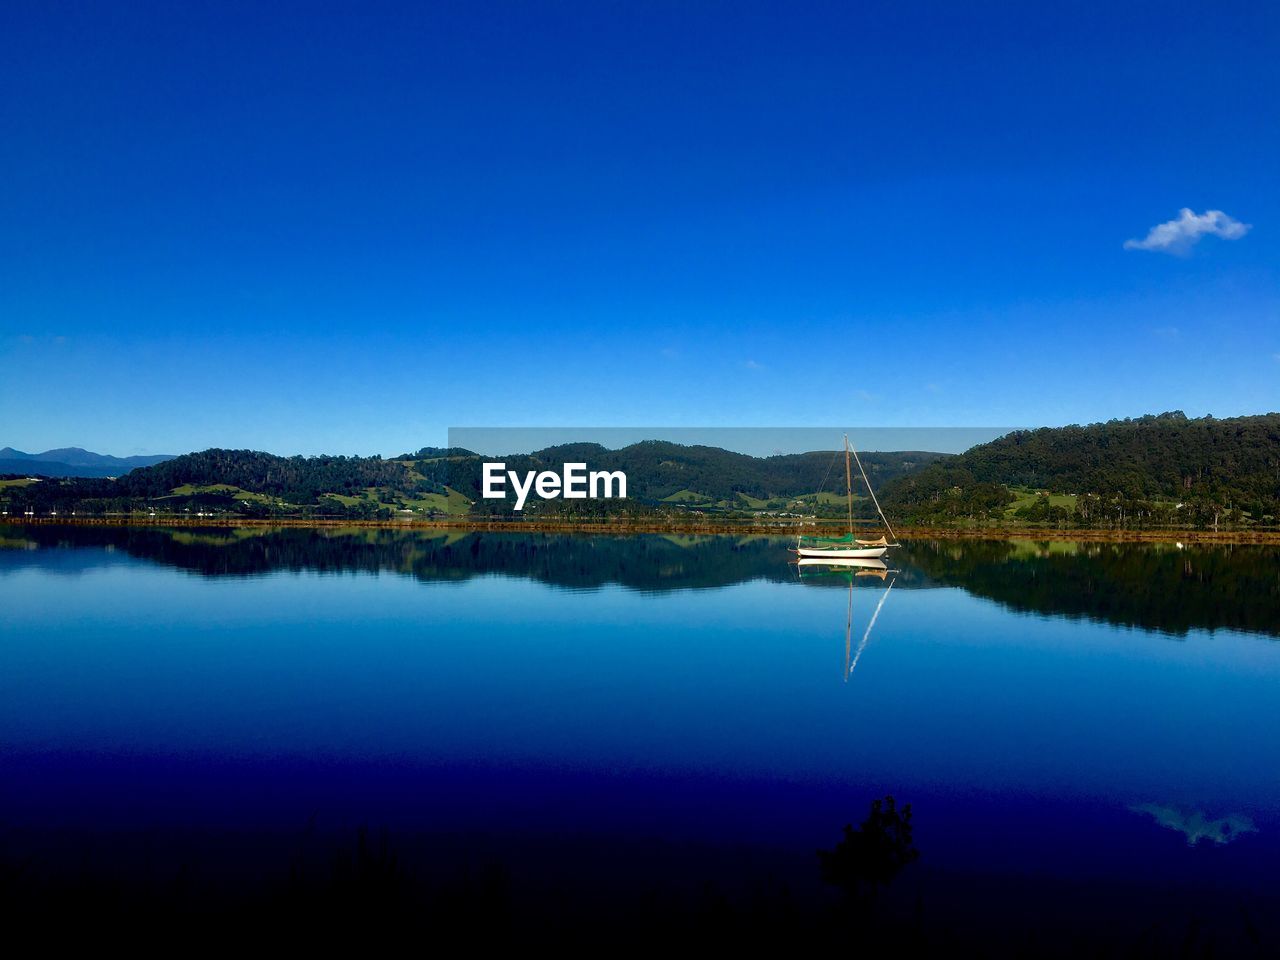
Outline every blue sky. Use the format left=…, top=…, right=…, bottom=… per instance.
left=2, top=1, right=1277, bottom=456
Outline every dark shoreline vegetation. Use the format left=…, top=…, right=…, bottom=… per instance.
left=4, top=412, right=1279, bottom=531
left=6, top=523, right=1278, bottom=638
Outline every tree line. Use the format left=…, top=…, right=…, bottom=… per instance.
left=4, top=414, right=1277, bottom=528
left=879, top=411, right=1280, bottom=529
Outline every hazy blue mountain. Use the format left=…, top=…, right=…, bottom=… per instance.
left=0, top=447, right=176, bottom=478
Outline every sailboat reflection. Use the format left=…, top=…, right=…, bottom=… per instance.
left=796, top=557, right=890, bottom=579
left=796, top=558, right=897, bottom=682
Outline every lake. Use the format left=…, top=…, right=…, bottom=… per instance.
left=3, top=525, right=1278, bottom=950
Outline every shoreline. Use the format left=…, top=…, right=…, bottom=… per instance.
left=6, top=516, right=1280, bottom=544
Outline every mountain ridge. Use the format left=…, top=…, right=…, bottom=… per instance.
left=0, top=447, right=176, bottom=478
left=4, top=412, right=1279, bottom=528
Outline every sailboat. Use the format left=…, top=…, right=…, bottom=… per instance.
left=795, top=434, right=898, bottom=560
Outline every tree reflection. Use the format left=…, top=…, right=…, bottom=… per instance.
left=5, top=523, right=1277, bottom=637
left=818, top=795, right=919, bottom=905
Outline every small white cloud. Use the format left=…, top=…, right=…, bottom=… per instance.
left=744, top=359, right=765, bottom=370
left=1125, top=208, right=1250, bottom=254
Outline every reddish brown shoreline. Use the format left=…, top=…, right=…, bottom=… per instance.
left=5, top=516, right=1279, bottom=544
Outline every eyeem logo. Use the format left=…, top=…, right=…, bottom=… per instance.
left=482, top=462, right=627, bottom=511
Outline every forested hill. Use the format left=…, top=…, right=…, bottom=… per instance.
left=111, top=449, right=412, bottom=502
left=1, top=442, right=945, bottom=520
left=7, top=414, right=1279, bottom=528
left=881, top=412, right=1280, bottom=527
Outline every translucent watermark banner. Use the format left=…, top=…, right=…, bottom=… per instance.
left=446, top=426, right=1017, bottom=458
left=429, top=426, right=1021, bottom=516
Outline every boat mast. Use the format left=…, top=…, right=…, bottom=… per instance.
left=844, top=433, right=853, bottom=536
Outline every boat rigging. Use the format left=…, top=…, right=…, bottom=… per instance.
left=795, top=434, right=899, bottom=560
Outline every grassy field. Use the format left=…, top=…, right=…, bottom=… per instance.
left=168, top=484, right=276, bottom=504
left=654, top=489, right=868, bottom=512
left=323, top=485, right=472, bottom=515
left=790, top=491, right=866, bottom=507
left=322, top=492, right=364, bottom=507
left=662, top=489, right=712, bottom=503
left=400, top=487, right=473, bottom=515
left=1004, top=487, right=1078, bottom=515
left=0, top=477, right=42, bottom=488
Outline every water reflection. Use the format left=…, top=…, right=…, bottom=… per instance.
left=4, top=524, right=1280, bottom=949
left=907, top=538, right=1280, bottom=637
left=2, top=524, right=1277, bottom=638
left=818, top=795, right=918, bottom=903
left=1132, top=804, right=1259, bottom=846
left=797, top=559, right=898, bottom=681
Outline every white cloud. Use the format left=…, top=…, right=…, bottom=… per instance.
left=1124, top=208, right=1250, bottom=254
left=743, top=359, right=765, bottom=370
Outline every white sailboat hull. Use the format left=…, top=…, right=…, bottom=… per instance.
left=795, top=545, right=888, bottom=559
left=796, top=557, right=888, bottom=570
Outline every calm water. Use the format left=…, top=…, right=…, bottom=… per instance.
left=3, top=525, right=1279, bottom=946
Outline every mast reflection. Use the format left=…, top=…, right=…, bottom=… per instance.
left=796, top=558, right=897, bottom=682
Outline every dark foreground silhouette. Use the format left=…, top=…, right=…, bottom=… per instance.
left=818, top=795, right=919, bottom=903
left=3, top=796, right=1276, bottom=955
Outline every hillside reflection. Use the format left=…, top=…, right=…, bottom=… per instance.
left=905, top=538, right=1280, bottom=638
left=2, top=524, right=1277, bottom=637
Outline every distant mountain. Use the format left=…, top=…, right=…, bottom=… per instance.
left=0, top=447, right=176, bottom=478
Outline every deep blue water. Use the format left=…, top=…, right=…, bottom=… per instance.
left=2, top=526, right=1278, bottom=945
